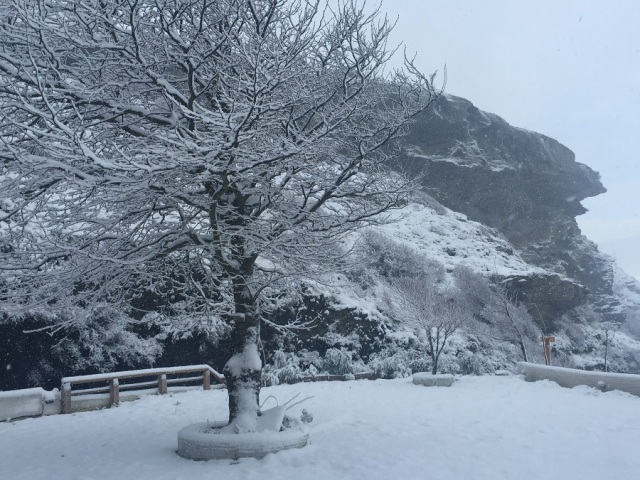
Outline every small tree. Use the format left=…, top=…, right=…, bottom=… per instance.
left=0, top=0, right=441, bottom=430
left=451, top=265, right=492, bottom=313
left=452, top=267, right=541, bottom=363
left=482, top=279, right=540, bottom=363
left=389, top=278, right=469, bottom=374
left=602, top=321, right=619, bottom=372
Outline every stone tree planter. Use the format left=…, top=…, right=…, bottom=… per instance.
left=177, top=421, right=309, bottom=460
left=177, top=405, right=310, bottom=460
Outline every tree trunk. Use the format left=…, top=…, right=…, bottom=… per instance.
left=431, top=352, right=438, bottom=374
left=519, top=340, right=529, bottom=363
left=223, top=309, right=262, bottom=430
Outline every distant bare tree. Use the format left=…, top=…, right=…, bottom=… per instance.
left=0, top=0, right=441, bottom=430
left=452, top=265, right=492, bottom=313
left=388, top=278, right=469, bottom=374
left=452, top=267, right=544, bottom=364
left=601, top=321, right=619, bottom=372
left=481, top=279, right=540, bottom=362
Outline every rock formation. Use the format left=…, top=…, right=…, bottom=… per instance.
left=397, top=94, right=630, bottom=327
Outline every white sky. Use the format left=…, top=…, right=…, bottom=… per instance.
left=368, top=0, right=640, bottom=280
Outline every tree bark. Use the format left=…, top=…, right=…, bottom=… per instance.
left=519, top=340, right=529, bottom=363
left=223, top=309, right=262, bottom=428
left=604, top=332, right=609, bottom=372
left=431, top=352, right=438, bottom=374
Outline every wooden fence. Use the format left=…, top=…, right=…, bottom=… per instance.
left=1, top=366, right=382, bottom=420
left=296, top=372, right=379, bottom=383
left=61, top=365, right=225, bottom=414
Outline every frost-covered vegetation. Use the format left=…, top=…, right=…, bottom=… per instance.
left=3, top=197, right=640, bottom=392
left=2, top=0, right=640, bottom=403
left=0, top=0, right=445, bottom=431
left=257, top=201, right=640, bottom=382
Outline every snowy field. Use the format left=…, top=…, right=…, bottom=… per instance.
left=2, top=376, right=639, bottom=480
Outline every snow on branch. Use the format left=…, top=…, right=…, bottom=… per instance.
left=0, top=0, right=443, bottom=336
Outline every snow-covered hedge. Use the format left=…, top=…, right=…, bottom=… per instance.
left=518, top=362, right=640, bottom=397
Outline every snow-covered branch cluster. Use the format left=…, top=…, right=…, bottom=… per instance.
left=0, top=1, right=443, bottom=424
left=0, top=0, right=442, bottom=331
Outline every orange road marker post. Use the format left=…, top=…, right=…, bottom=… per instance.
left=541, top=336, right=556, bottom=365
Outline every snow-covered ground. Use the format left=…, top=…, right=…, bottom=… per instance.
left=2, top=376, right=639, bottom=480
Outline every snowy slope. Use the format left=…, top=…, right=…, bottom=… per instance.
left=376, top=201, right=544, bottom=277
left=304, top=199, right=545, bottom=319
left=303, top=199, right=548, bottom=329
left=301, top=199, right=640, bottom=375
left=2, top=376, right=639, bottom=480
left=613, top=263, right=640, bottom=336
left=321, top=198, right=547, bottom=311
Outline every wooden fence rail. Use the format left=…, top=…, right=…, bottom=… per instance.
left=61, top=365, right=225, bottom=414
left=298, top=372, right=379, bottom=383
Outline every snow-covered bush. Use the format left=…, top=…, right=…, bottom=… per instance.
left=367, top=347, right=427, bottom=378
left=322, top=348, right=356, bottom=375
left=53, top=310, right=162, bottom=373
left=367, top=350, right=409, bottom=378
left=354, top=231, right=446, bottom=283
left=262, top=346, right=369, bottom=384
left=262, top=350, right=304, bottom=386
left=0, top=308, right=162, bottom=389
left=433, top=353, right=461, bottom=375
left=457, top=350, right=493, bottom=375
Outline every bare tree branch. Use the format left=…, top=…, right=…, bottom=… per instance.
left=0, top=0, right=442, bottom=427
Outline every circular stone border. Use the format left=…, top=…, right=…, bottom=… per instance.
left=177, top=421, right=310, bottom=460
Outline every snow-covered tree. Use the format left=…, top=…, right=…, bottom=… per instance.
left=481, top=279, right=541, bottom=363
left=0, top=0, right=441, bottom=429
left=388, top=278, right=469, bottom=374
left=601, top=321, right=619, bottom=372
left=452, top=266, right=542, bottom=363
left=451, top=265, right=492, bottom=314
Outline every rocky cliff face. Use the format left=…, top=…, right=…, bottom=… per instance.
left=397, top=94, right=628, bottom=326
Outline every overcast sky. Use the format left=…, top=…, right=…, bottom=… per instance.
left=368, top=0, right=640, bottom=280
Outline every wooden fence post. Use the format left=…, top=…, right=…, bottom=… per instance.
left=61, top=382, right=72, bottom=414
left=109, top=379, right=120, bottom=407
left=158, top=374, right=167, bottom=394
left=203, top=369, right=211, bottom=390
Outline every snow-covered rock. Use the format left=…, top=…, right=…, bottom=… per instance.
left=0, top=387, right=60, bottom=421
left=413, top=373, right=455, bottom=387
left=397, top=94, right=631, bottom=328
left=518, top=362, right=640, bottom=397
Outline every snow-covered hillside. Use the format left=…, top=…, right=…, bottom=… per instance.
left=311, top=199, right=544, bottom=317
left=4, top=88, right=640, bottom=388
left=377, top=201, right=544, bottom=277
left=614, top=264, right=640, bottom=337
left=2, top=376, right=639, bottom=480
left=294, top=198, right=640, bottom=376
